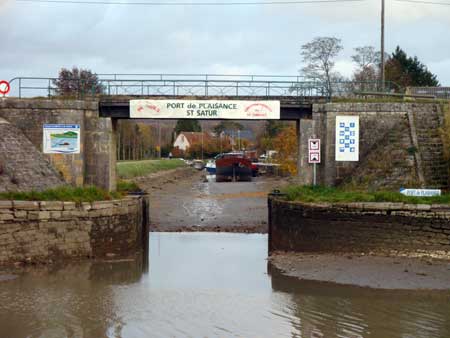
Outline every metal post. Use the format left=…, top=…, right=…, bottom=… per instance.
left=313, top=163, right=317, bottom=186
left=238, top=130, right=241, bottom=151
left=381, top=0, right=385, bottom=91
left=18, top=78, right=22, bottom=98
left=296, top=119, right=301, bottom=177
left=158, top=121, right=161, bottom=158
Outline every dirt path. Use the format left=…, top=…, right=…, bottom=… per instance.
left=136, top=167, right=287, bottom=233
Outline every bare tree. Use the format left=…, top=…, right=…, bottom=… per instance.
left=352, top=46, right=380, bottom=70
left=300, top=37, right=343, bottom=97
left=351, top=46, right=391, bottom=91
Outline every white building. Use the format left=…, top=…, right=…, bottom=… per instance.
left=173, top=132, right=210, bottom=151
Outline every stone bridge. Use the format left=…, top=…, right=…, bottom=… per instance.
left=0, top=97, right=447, bottom=192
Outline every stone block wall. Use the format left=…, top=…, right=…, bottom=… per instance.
left=269, top=198, right=450, bottom=259
left=0, top=98, right=116, bottom=191
left=0, top=196, right=146, bottom=265
left=0, top=118, right=65, bottom=192
left=307, top=103, right=448, bottom=190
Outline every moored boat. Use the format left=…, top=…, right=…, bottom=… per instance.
left=193, top=160, right=205, bottom=170
left=215, top=153, right=252, bottom=182
left=205, top=160, right=216, bottom=174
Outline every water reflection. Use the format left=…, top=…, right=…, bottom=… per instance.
left=0, top=233, right=449, bottom=338
left=269, top=265, right=450, bottom=338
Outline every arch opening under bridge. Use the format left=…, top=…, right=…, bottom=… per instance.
left=99, top=96, right=315, bottom=180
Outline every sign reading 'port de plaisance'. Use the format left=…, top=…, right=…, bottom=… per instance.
left=130, top=99, right=280, bottom=120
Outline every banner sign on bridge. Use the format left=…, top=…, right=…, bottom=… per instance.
left=130, top=99, right=280, bottom=120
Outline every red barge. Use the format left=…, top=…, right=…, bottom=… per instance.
left=215, top=152, right=257, bottom=182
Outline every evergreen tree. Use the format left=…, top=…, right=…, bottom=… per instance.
left=385, top=47, right=439, bottom=88
left=174, top=120, right=202, bottom=135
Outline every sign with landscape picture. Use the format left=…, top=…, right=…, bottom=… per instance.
left=43, top=124, right=80, bottom=154
left=130, top=99, right=280, bottom=120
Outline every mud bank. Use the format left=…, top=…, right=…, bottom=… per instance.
left=137, top=167, right=287, bottom=233
left=269, top=252, right=450, bottom=290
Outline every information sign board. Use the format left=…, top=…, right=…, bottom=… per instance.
left=335, top=116, right=359, bottom=162
left=43, top=124, right=80, bottom=154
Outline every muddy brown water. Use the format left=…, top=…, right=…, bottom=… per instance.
left=1, top=233, right=450, bottom=338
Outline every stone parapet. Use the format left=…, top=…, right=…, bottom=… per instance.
left=269, top=198, right=450, bottom=259
left=0, top=196, right=146, bottom=265
left=0, top=98, right=98, bottom=110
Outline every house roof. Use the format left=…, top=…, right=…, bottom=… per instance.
left=179, top=132, right=212, bottom=145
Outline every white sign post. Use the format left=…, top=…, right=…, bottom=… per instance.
left=400, top=188, right=441, bottom=197
left=335, top=116, right=359, bottom=162
left=43, top=124, right=80, bottom=154
left=130, top=99, right=280, bottom=120
left=308, top=138, right=321, bottom=186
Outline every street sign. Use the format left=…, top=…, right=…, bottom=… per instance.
left=308, top=138, right=320, bottom=185
left=400, top=188, right=441, bottom=197
left=309, top=139, right=320, bottom=151
left=308, top=138, right=320, bottom=164
left=0, top=80, right=10, bottom=96
left=309, top=152, right=320, bottom=163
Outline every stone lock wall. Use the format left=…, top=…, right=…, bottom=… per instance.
left=0, top=196, right=147, bottom=265
left=269, top=198, right=450, bottom=259
left=302, top=103, right=448, bottom=190
left=0, top=118, right=65, bottom=192
left=0, top=98, right=116, bottom=191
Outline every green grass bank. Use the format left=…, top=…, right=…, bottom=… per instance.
left=117, top=159, right=186, bottom=179
left=282, top=186, right=450, bottom=204
left=0, top=186, right=123, bottom=203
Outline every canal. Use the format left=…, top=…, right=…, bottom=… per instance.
left=1, top=232, right=449, bottom=338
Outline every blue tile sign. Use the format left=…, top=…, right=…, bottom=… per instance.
left=335, top=116, right=359, bottom=161
left=43, top=124, right=81, bottom=154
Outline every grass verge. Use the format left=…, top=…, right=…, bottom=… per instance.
left=117, top=180, right=141, bottom=194
left=117, top=159, right=186, bottom=179
left=282, top=185, right=450, bottom=204
left=0, top=186, right=122, bottom=203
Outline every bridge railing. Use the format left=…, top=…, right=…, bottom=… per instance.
left=7, top=74, right=399, bottom=99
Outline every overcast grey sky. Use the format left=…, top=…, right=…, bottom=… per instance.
left=0, top=0, right=449, bottom=86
